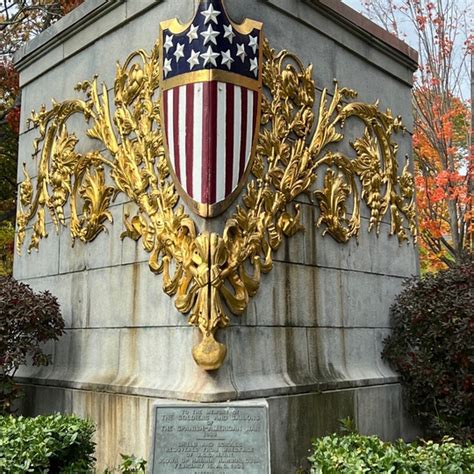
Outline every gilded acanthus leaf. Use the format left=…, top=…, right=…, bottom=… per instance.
left=17, top=36, right=417, bottom=370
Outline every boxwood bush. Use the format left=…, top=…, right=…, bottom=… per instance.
left=382, top=260, right=473, bottom=441
left=0, top=414, right=95, bottom=472
left=308, top=433, right=474, bottom=473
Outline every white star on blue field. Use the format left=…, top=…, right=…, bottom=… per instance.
left=162, top=0, right=260, bottom=80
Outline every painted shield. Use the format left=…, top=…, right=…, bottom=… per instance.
left=160, top=0, right=263, bottom=218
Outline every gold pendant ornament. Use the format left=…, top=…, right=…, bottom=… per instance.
left=17, top=0, right=417, bottom=371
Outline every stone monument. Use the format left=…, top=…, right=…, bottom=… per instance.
left=13, top=0, right=419, bottom=471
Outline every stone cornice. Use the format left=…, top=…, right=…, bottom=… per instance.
left=14, top=0, right=127, bottom=70
left=14, top=0, right=418, bottom=80
left=306, top=0, right=418, bottom=71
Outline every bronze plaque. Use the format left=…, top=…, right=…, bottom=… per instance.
left=151, top=401, right=270, bottom=473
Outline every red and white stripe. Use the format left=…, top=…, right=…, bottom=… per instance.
left=163, top=81, right=258, bottom=206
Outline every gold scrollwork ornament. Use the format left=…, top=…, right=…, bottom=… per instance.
left=17, top=37, right=417, bottom=371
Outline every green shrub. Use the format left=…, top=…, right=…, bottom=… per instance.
left=0, top=277, right=65, bottom=414
left=0, top=414, right=95, bottom=472
left=308, top=433, right=474, bottom=473
left=383, top=260, right=473, bottom=441
left=117, top=454, right=147, bottom=473
left=0, top=222, right=14, bottom=276
left=104, top=454, right=147, bottom=473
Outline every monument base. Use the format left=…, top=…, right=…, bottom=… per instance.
left=18, top=381, right=419, bottom=473
left=12, top=0, right=421, bottom=470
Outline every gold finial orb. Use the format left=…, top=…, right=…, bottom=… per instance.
left=192, top=334, right=227, bottom=371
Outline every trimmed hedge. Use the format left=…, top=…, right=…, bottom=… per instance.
left=0, top=277, right=65, bottom=414
left=0, top=414, right=95, bottom=473
left=308, top=433, right=474, bottom=473
left=382, top=261, right=473, bottom=441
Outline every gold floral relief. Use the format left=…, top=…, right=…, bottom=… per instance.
left=17, top=38, right=417, bottom=371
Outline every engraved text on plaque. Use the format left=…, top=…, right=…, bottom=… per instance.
left=151, top=402, right=270, bottom=473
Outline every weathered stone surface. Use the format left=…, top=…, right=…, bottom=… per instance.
left=227, top=0, right=416, bottom=90
left=63, top=4, right=127, bottom=58
left=14, top=1, right=122, bottom=62
left=15, top=324, right=397, bottom=403
left=18, top=44, right=64, bottom=89
left=125, top=0, right=163, bottom=19
left=18, top=71, right=92, bottom=134
left=19, top=271, right=88, bottom=328
left=18, top=382, right=415, bottom=473
left=273, top=207, right=417, bottom=277
left=16, top=327, right=238, bottom=402
left=19, top=385, right=153, bottom=471
left=229, top=327, right=313, bottom=397
left=14, top=223, right=59, bottom=279
left=17, top=0, right=193, bottom=88
left=86, top=263, right=185, bottom=328
left=17, top=131, right=38, bottom=180
left=58, top=204, right=123, bottom=274
left=307, top=327, right=398, bottom=383
left=245, top=262, right=406, bottom=328
left=356, top=384, right=402, bottom=440
left=267, top=389, right=356, bottom=472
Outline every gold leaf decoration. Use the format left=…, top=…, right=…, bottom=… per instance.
left=17, top=37, right=417, bottom=370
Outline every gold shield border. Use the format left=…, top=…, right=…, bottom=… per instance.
left=159, top=3, right=264, bottom=218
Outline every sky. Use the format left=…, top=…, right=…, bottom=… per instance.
left=341, top=0, right=471, bottom=100
left=341, top=1, right=420, bottom=52
left=341, top=0, right=417, bottom=47
left=343, top=0, right=365, bottom=12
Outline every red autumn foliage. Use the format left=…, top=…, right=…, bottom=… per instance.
left=6, top=106, right=20, bottom=134
left=0, top=61, right=19, bottom=97
left=61, top=0, right=84, bottom=15
left=414, top=91, right=471, bottom=272
left=362, top=0, right=473, bottom=272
